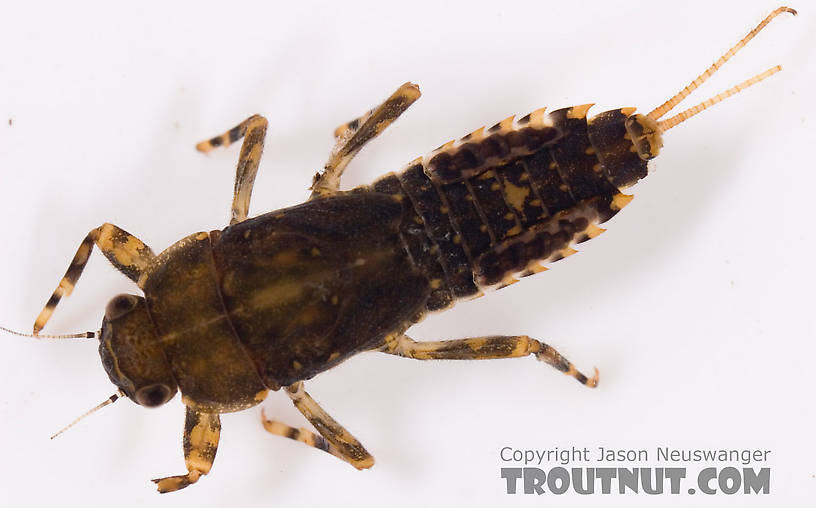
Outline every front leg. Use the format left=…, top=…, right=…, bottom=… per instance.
left=34, top=223, right=154, bottom=334
left=311, top=82, right=420, bottom=197
left=152, top=407, right=221, bottom=493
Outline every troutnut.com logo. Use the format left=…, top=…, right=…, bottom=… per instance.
left=500, top=447, right=771, bottom=495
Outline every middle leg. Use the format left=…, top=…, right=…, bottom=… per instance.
left=196, top=114, right=269, bottom=224
left=281, top=381, right=374, bottom=469
left=261, top=410, right=349, bottom=464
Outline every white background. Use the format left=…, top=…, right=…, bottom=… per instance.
left=0, top=0, right=814, bottom=506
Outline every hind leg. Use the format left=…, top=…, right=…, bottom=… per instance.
left=311, top=82, right=420, bottom=197
left=381, top=334, right=598, bottom=387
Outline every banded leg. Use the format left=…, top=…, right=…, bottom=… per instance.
left=152, top=407, right=221, bottom=493
left=261, top=410, right=349, bottom=464
left=283, top=381, right=374, bottom=469
left=310, top=82, right=421, bottom=197
left=382, top=334, right=599, bottom=387
left=196, top=114, right=269, bottom=224
left=332, top=105, right=378, bottom=140
left=332, top=115, right=367, bottom=140
left=33, top=223, right=154, bottom=334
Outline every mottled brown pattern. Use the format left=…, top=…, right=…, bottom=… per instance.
left=426, top=121, right=562, bottom=183
left=21, top=8, right=792, bottom=492
left=397, top=163, right=477, bottom=300
left=587, top=109, right=649, bottom=188
left=212, top=193, right=430, bottom=387
left=495, top=160, right=549, bottom=229
left=548, top=107, right=621, bottom=201
left=143, top=233, right=268, bottom=412
left=382, top=105, right=643, bottom=299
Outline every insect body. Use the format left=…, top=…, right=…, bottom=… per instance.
left=3, top=6, right=796, bottom=493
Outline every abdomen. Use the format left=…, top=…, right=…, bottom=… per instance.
left=361, top=105, right=649, bottom=314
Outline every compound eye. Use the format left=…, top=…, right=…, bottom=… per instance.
left=105, top=294, right=139, bottom=320
left=134, top=384, right=173, bottom=407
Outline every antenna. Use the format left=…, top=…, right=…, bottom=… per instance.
left=50, top=391, right=125, bottom=440
left=647, top=6, right=796, bottom=122
left=658, top=65, right=782, bottom=131
left=0, top=325, right=96, bottom=339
